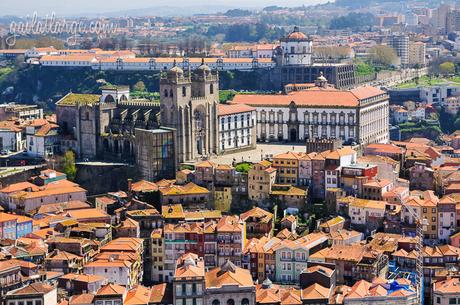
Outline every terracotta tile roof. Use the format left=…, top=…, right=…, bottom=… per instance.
left=365, top=143, right=403, bottom=155
left=46, top=250, right=82, bottom=261
left=160, top=182, right=209, bottom=196
left=305, top=265, right=334, bottom=277
left=0, top=181, right=39, bottom=193
left=69, top=294, right=95, bottom=305
left=63, top=208, right=109, bottom=220
left=434, top=277, right=460, bottom=294
left=37, top=201, right=91, bottom=215
left=363, top=179, right=392, bottom=188
left=276, top=228, right=298, bottom=240
left=0, top=212, right=19, bottom=222
left=241, top=207, right=273, bottom=223
left=124, top=285, right=151, bottom=305
left=162, top=204, right=185, bottom=219
left=10, top=186, right=86, bottom=200
left=301, top=283, right=330, bottom=300
left=0, top=259, right=20, bottom=273
left=345, top=280, right=372, bottom=299
left=60, top=273, right=106, bottom=283
left=218, top=103, right=255, bottom=116
left=195, top=160, right=216, bottom=168
left=174, top=253, right=205, bottom=278
left=9, top=282, right=55, bottom=295
left=0, top=120, right=24, bottom=132
left=233, top=86, right=384, bottom=108
left=281, top=215, right=296, bottom=223
left=270, top=185, right=306, bottom=196
left=205, top=260, right=254, bottom=288
left=149, top=283, right=169, bottom=303
left=319, top=216, right=345, bottom=229
left=96, top=283, right=126, bottom=296
left=280, top=288, right=302, bottom=305
left=216, top=215, right=243, bottom=232
left=131, top=180, right=158, bottom=192
left=345, top=197, right=386, bottom=210
left=273, top=151, right=302, bottom=160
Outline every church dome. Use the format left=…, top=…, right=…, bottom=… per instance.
left=196, top=59, right=211, bottom=72
left=286, top=26, right=308, bottom=40
left=169, top=65, right=184, bottom=75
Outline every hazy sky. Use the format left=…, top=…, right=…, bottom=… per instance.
left=0, top=0, right=329, bottom=16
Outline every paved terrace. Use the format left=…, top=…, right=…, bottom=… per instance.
left=206, top=143, right=307, bottom=165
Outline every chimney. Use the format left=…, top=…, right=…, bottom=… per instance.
left=127, top=178, right=132, bottom=193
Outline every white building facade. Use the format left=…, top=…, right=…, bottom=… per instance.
left=232, top=79, right=389, bottom=146
left=217, top=104, right=257, bottom=153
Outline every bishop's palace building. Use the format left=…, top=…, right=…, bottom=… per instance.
left=56, top=28, right=389, bottom=178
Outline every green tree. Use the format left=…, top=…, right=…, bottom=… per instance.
left=439, top=61, right=455, bottom=76
left=455, top=117, right=460, bottom=130
left=369, top=45, right=398, bottom=67
left=63, top=150, right=77, bottom=181
left=133, top=81, right=146, bottom=92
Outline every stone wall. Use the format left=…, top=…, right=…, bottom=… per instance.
left=75, top=163, right=139, bottom=195
left=0, top=165, right=47, bottom=188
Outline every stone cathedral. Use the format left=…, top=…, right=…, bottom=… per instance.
left=160, top=61, right=219, bottom=163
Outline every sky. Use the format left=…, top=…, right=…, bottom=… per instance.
left=0, top=0, right=330, bottom=17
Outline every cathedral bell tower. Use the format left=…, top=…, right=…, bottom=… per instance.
left=160, top=59, right=219, bottom=163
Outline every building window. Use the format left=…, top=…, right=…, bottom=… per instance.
left=164, top=89, right=168, bottom=97
left=278, top=111, right=283, bottom=123
left=182, top=86, right=187, bottom=97
left=210, top=84, right=214, bottom=94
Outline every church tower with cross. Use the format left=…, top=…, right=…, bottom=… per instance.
left=160, top=60, right=219, bottom=163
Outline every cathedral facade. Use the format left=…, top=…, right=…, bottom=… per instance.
left=160, top=62, right=220, bottom=163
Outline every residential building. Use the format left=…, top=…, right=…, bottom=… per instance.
left=173, top=253, right=205, bottom=305
left=269, top=184, right=307, bottom=210
left=244, top=236, right=281, bottom=282
left=409, top=162, right=435, bottom=191
left=408, top=41, right=426, bottom=67
left=25, top=119, right=59, bottom=158
left=274, top=232, right=328, bottom=283
left=364, top=143, right=404, bottom=162
left=4, top=282, right=57, bottom=305
left=160, top=182, right=210, bottom=209
left=343, top=279, right=417, bottom=305
left=272, top=152, right=301, bottom=185
left=248, top=160, right=276, bottom=202
left=57, top=273, right=108, bottom=295
left=3, top=179, right=87, bottom=214
left=0, top=103, right=43, bottom=121
left=44, top=249, right=84, bottom=274
left=204, top=260, right=255, bottom=305
left=0, top=120, right=25, bottom=152
left=0, top=212, right=19, bottom=239
left=310, top=244, right=388, bottom=284
left=241, top=207, right=274, bottom=239
left=216, top=216, right=245, bottom=266
left=433, top=277, right=460, bottom=305
left=0, top=260, right=22, bottom=296
left=388, top=35, right=409, bottom=66
left=438, top=195, right=457, bottom=243
left=361, top=179, right=393, bottom=200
